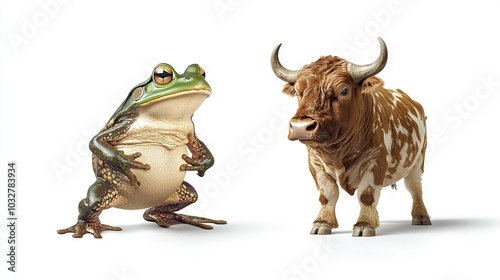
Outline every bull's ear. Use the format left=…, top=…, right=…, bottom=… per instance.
left=282, top=82, right=296, bottom=97
left=360, top=76, right=385, bottom=92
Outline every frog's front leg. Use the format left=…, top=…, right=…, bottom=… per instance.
left=91, top=114, right=150, bottom=187
left=180, top=133, right=214, bottom=177
left=57, top=178, right=122, bottom=238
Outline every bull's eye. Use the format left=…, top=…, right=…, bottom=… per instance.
left=340, top=87, right=349, bottom=96
left=153, top=65, right=173, bottom=85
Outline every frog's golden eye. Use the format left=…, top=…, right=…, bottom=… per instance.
left=153, top=65, right=173, bottom=85
left=199, top=66, right=206, bottom=78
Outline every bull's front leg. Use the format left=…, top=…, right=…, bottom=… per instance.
left=353, top=183, right=382, bottom=237
left=308, top=155, right=339, bottom=235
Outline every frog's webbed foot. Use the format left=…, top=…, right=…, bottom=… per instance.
left=143, top=209, right=226, bottom=230
left=57, top=219, right=122, bottom=238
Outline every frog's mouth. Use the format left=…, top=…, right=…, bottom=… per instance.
left=139, top=89, right=211, bottom=120
left=169, top=88, right=211, bottom=98
left=145, top=89, right=211, bottom=105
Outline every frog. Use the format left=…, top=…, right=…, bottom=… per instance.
left=58, top=63, right=226, bottom=238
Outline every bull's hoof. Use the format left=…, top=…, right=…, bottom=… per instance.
left=412, top=216, right=432, bottom=225
left=310, top=222, right=332, bottom=235
left=352, top=225, right=376, bottom=237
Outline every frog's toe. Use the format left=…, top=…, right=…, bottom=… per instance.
left=57, top=222, right=88, bottom=238
left=86, top=222, right=122, bottom=238
left=57, top=220, right=122, bottom=238
left=172, top=213, right=227, bottom=229
left=143, top=211, right=174, bottom=228
left=144, top=210, right=226, bottom=230
left=143, top=209, right=184, bottom=228
left=180, top=214, right=227, bottom=225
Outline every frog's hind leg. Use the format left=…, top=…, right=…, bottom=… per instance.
left=143, top=181, right=227, bottom=229
left=57, top=178, right=123, bottom=238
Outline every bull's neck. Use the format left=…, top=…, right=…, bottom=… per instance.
left=314, top=94, right=375, bottom=169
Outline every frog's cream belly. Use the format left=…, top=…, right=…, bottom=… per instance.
left=117, top=144, right=187, bottom=210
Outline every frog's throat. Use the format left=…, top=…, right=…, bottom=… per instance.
left=136, top=90, right=209, bottom=122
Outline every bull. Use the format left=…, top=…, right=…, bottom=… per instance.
left=271, top=38, right=431, bottom=236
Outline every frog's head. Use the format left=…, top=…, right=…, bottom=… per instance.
left=114, top=63, right=211, bottom=120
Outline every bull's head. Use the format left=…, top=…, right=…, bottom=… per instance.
left=271, top=37, right=388, bottom=146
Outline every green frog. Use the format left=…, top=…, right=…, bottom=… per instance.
left=58, top=63, right=226, bottom=238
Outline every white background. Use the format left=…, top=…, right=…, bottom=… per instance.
left=1, top=0, right=499, bottom=279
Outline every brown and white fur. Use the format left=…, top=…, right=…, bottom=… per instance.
left=273, top=39, right=431, bottom=236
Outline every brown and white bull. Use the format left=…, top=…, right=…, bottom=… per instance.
left=271, top=38, right=431, bottom=236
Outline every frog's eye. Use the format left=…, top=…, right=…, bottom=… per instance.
left=199, top=66, right=206, bottom=78
left=153, top=65, right=173, bottom=85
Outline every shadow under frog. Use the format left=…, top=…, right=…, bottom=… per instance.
left=58, top=63, right=226, bottom=238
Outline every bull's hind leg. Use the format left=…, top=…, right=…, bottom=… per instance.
left=404, top=154, right=431, bottom=225
left=143, top=182, right=226, bottom=229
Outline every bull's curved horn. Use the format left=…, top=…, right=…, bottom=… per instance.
left=271, top=44, right=300, bottom=83
left=347, top=37, right=388, bottom=83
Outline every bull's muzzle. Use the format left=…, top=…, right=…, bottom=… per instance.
left=289, top=118, right=318, bottom=141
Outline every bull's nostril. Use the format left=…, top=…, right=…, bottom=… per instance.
left=289, top=118, right=317, bottom=140
left=306, top=121, right=317, bottom=131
